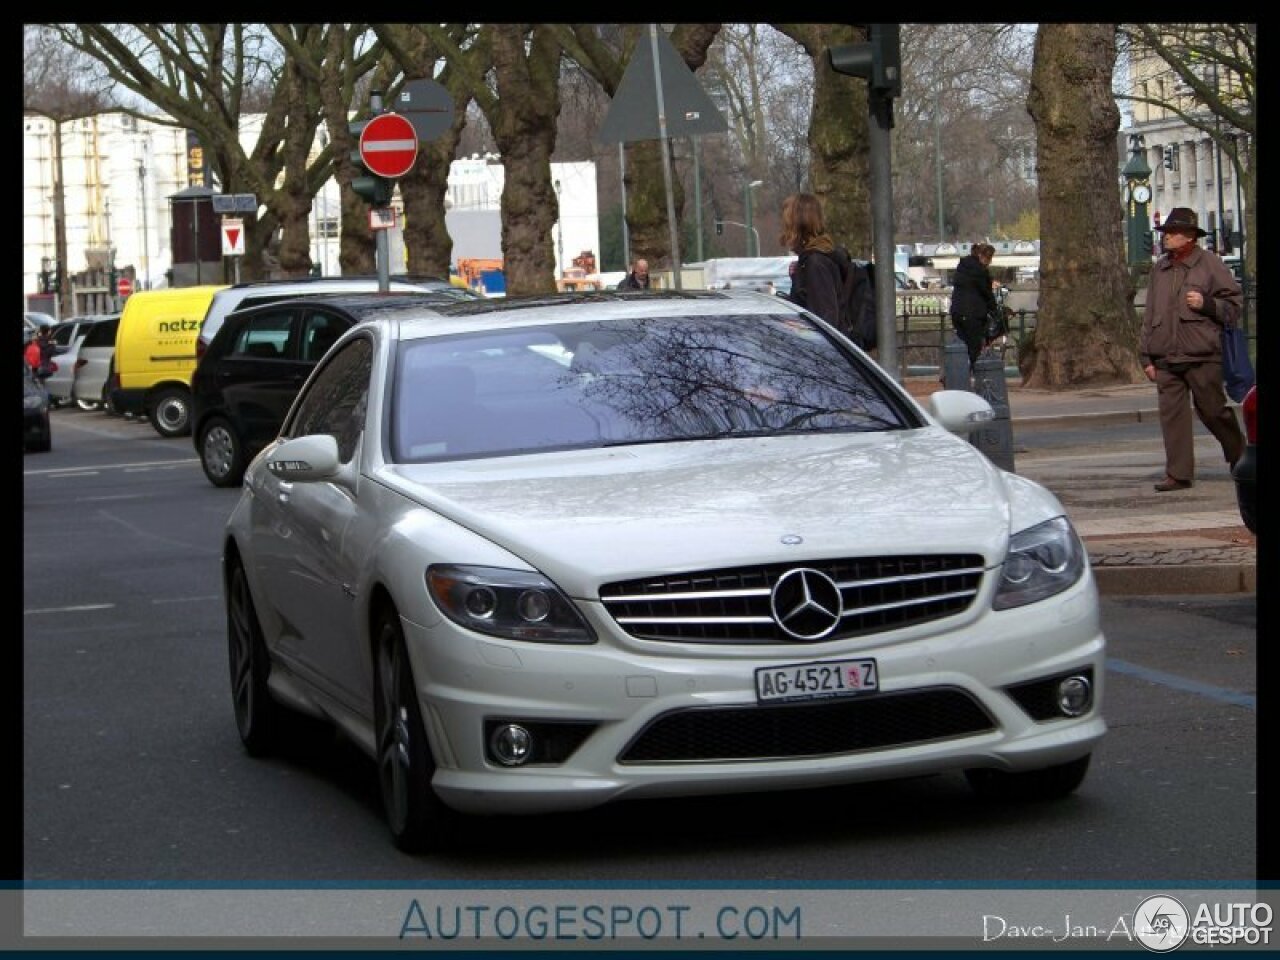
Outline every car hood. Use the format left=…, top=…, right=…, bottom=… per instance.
left=379, top=428, right=1043, bottom=595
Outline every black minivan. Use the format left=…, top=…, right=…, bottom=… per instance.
left=190, top=292, right=458, bottom=487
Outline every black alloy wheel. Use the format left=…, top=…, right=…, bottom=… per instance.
left=373, top=608, right=452, bottom=852
left=227, top=559, right=279, bottom=755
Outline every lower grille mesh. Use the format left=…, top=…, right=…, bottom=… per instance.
left=618, top=687, right=996, bottom=764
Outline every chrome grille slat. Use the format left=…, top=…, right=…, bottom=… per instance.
left=600, top=554, right=985, bottom=644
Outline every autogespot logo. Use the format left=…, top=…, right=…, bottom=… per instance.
left=1134, top=895, right=1190, bottom=952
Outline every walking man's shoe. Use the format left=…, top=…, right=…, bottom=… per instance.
left=1153, top=475, right=1193, bottom=492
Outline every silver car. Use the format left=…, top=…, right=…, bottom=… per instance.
left=45, top=315, right=113, bottom=407
left=70, top=314, right=120, bottom=411
left=223, top=290, right=1105, bottom=852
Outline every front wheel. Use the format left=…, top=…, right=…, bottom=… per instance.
left=965, top=754, right=1091, bottom=802
left=374, top=609, right=452, bottom=853
left=227, top=559, right=279, bottom=756
left=200, top=417, right=246, bottom=487
left=149, top=386, right=191, bottom=437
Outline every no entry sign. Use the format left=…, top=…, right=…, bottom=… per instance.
left=359, top=113, right=419, bottom=179
left=117, top=276, right=133, bottom=297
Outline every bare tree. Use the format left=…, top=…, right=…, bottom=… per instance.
left=47, top=24, right=335, bottom=280
left=24, top=25, right=118, bottom=316
left=1117, top=23, right=1255, bottom=278
left=1021, top=23, right=1141, bottom=388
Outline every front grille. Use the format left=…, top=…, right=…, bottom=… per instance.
left=599, top=555, right=984, bottom=644
left=618, top=687, right=996, bottom=764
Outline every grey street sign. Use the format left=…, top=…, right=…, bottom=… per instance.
left=211, top=193, right=258, bottom=214
left=598, top=29, right=728, bottom=144
left=395, top=78, right=455, bottom=143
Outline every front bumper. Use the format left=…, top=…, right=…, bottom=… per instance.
left=402, top=574, right=1106, bottom=815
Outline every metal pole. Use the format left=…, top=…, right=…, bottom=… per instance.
left=369, top=90, right=390, bottom=293
left=744, top=181, right=753, bottom=257
left=1212, top=61, right=1226, bottom=254
left=138, top=156, right=150, bottom=291
left=194, top=197, right=201, bottom=284
left=869, top=90, right=898, bottom=381
left=649, top=24, right=682, bottom=290
left=619, top=142, right=630, bottom=269
left=555, top=179, right=564, bottom=281
left=934, top=91, right=944, bottom=243
left=693, top=136, right=704, bottom=262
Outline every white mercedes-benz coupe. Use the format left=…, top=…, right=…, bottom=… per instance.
left=223, top=289, right=1105, bottom=852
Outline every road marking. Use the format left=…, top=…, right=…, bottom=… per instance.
left=25, top=603, right=115, bottom=615
left=25, top=458, right=197, bottom=477
left=1108, top=657, right=1255, bottom=709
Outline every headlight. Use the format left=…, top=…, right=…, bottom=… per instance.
left=992, top=516, right=1086, bottom=610
left=426, top=564, right=596, bottom=644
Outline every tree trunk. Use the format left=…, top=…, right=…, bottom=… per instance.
left=1022, top=24, right=1143, bottom=388
left=488, top=26, right=563, bottom=295
left=774, top=24, right=870, bottom=258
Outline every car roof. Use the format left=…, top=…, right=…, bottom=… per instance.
left=218, top=290, right=473, bottom=331
left=375, top=289, right=802, bottom=341
left=219, top=273, right=454, bottom=293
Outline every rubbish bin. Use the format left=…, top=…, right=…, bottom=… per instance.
left=969, top=347, right=1015, bottom=472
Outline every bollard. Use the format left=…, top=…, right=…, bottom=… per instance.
left=970, top=346, right=1016, bottom=472
left=942, top=335, right=971, bottom=391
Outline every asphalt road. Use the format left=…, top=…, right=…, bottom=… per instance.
left=21, top=406, right=1260, bottom=885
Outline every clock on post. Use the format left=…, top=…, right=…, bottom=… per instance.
left=1122, top=134, right=1154, bottom=265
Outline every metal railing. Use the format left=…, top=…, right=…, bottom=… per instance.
left=893, top=287, right=1257, bottom=379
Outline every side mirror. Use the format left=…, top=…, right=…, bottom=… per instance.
left=927, top=390, right=995, bottom=435
left=264, top=434, right=340, bottom=482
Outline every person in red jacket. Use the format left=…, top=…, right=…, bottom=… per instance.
left=25, top=326, right=56, bottom=376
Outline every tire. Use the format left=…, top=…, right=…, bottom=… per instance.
left=74, top=391, right=101, bottom=412
left=373, top=609, right=452, bottom=853
left=227, top=559, right=279, bottom=756
left=965, top=754, right=1091, bottom=802
left=149, top=386, right=192, bottom=437
left=200, top=417, right=246, bottom=487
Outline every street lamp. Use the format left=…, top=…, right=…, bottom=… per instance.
left=744, top=179, right=763, bottom=257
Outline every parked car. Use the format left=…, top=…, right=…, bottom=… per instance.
left=196, top=275, right=480, bottom=360
left=45, top=315, right=114, bottom=408
left=192, top=292, right=464, bottom=488
left=23, top=358, right=52, bottom=453
left=111, top=285, right=227, bottom=437
left=70, top=313, right=121, bottom=411
left=1232, top=384, right=1256, bottom=535
left=223, top=289, right=1106, bottom=852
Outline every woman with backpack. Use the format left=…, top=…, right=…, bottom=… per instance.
left=779, top=192, right=844, bottom=329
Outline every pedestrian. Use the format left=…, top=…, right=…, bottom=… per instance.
left=25, top=325, right=56, bottom=377
left=617, top=258, right=651, bottom=290
left=1139, top=207, right=1245, bottom=492
left=949, top=242, right=998, bottom=369
left=778, top=192, right=843, bottom=328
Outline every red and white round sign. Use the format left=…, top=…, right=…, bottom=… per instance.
left=359, top=113, right=419, bottom=179
left=117, top=276, right=133, bottom=297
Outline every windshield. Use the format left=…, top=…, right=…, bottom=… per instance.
left=390, top=312, right=910, bottom=462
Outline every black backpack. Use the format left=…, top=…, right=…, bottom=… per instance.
left=828, top=247, right=877, bottom=351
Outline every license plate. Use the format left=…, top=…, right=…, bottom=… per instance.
left=754, top=658, right=879, bottom=704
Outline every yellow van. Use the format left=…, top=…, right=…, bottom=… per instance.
left=110, top=285, right=227, bottom=437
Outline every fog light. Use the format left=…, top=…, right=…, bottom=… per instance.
left=1056, top=675, right=1092, bottom=717
left=490, top=723, right=533, bottom=766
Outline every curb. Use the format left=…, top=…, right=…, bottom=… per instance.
left=1092, top=563, right=1255, bottom=596
left=1013, top=409, right=1157, bottom=430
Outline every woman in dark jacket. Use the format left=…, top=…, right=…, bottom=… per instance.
left=949, top=242, right=998, bottom=368
left=779, top=192, right=843, bottom=328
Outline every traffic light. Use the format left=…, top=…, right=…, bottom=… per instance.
left=1206, top=229, right=1217, bottom=252
left=1162, top=146, right=1174, bottom=170
left=348, top=118, right=393, bottom=206
left=1140, top=230, right=1154, bottom=259
left=715, top=220, right=723, bottom=236
left=38, top=269, right=50, bottom=294
left=828, top=24, right=901, bottom=97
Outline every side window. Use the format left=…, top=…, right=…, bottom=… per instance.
left=230, top=310, right=294, bottom=360
left=287, top=336, right=372, bottom=463
left=52, top=325, right=75, bottom=346
left=300, top=311, right=349, bottom=363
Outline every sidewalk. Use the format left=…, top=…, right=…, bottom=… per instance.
left=905, top=377, right=1256, bottom=596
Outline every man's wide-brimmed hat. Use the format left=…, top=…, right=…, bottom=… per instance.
left=1157, top=207, right=1208, bottom=237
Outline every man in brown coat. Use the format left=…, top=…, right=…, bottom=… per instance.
left=1139, top=207, right=1245, bottom=491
